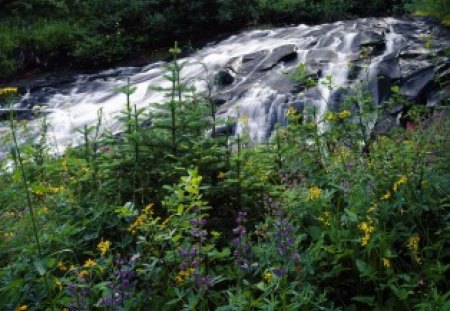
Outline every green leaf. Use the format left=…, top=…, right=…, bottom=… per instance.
left=33, top=257, right=46, bottom=276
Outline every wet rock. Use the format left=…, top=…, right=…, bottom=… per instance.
left=400, top=66, right=435, bottom=100
left=258, top=45, right=297, bottom=71
left=215, top=70, right=235, bottom=86
left=377, top=54, right=401, bottom=79
left=305, top=50, right=338, bottom=71
left=427, top=85, right=450, bottom=107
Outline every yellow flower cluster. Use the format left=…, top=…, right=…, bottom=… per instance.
left=98, top=239, right=111, bottom=256
left=381, top=191, right=392, bottom=200
left=381, top=175, right=408, bottom=200
left=317, top=211, right=331, bottom=226
left=358, top=221, right=374, bottom=246
left=217, top=171, right=225, bottom=179
left=338, top=110, right=351, bottom=119
left=285, top=106, right=298, bottom=117
left=407, top=234, right=421, bottom=264
left=129, top=203, right=154, bottom=234
left=325, top=110, right=351, bottom=121
left=15, top=305, right=27, bottom=311
left=83, top=258, right=97, bottom=268
left=393, top=175, right=408, bottom=192
left=307, top=186, right=322, bottom=201
left=263, top=271, right=273, bottom=283
left=382, top=258, right=391, bottom=268
left=175, top=268, right=195, bottom=285
left=58, top=261, right=67, bottom=272
left=79, top=270, right=90, bottom=278
left=325, top=112, right=336, bottom=121
left=0, top=87, right=18, bottom=96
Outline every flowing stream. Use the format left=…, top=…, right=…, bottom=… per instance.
left=1, top=17, right=447, bottom=156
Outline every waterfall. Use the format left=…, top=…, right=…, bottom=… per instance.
left=1, top=17, right=447, bottom=156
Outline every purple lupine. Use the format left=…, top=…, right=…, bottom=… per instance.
left=101, top=255, right=137, bottom=309
left=264, top=196, right=301, bottom=277
left=232, top=211, right=253, bottom=271
left=194, top=274, right=214, bottom=288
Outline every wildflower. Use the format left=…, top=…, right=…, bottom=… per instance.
left=381, top=191, right=391, bottom=200
left=175, top=268, right=196, bottom=285
left=0, top=87, right=18, bottom=96
left=358, top=221, right=374, bottom=247
left=317, top=211, right=331, bottom=226
left=83, top=258, right=97, bottom=268
left=393, top=175, right=408, bottom=192
left=263, top=271, right=273, bottom=283
left=15, top=305, right=27, bottom=311
left=307, top=186, right=322, bottom=201
left=58, top=261, right=67, bottom=272
left=78, top=270, right=90, bottom=278
left=260, top=173, right=269, bottom=181
left=98, top=239, right=111, bottom=256
left=232, top=211, right=252, bottom=270
left=129, top=203, right=154, bottom=234
left=338, top=109, right=351, bottom=119
left=382, top=258, right=391, bottom=268
left=325, top=112, right=336, bottom=121
left=407, top=234, right=421, bottom=264
left=285, top=106, right=298, bottom=117
left=217, top=171, right=225, bottom=179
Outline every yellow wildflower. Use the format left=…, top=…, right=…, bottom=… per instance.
left=358, top=221, right=374, bottom=247
left=79, top=270, right=90, bottom=278
left=285, top=106, right=298, bottom=117
left=15, top=305, right=27, bottom=311
left=307, top=186, right=322, bottom=201
left=175, top=268, right=195, bottom=285
left=217, top=171, right=225, bottom=179
left=367, top=203, right=377, bottom=214
left=382, top=258, right=391, bottom=268
left=97, top=239, right=111, bottom=256
left=260, top=173, right=269, bottom=181
left=381, top=191, right=391, bottom=200
left=361, top=235, right=370, bottom=246
left=338, top=110, right=351, bottom=119
left=129, top=203, right=154, bottom=233
left=55, top=280, right=63, bottom=291
left=393, top=176, right=408, bottom=191
left=83, top=258, right=97, bottom=268
left=325, top=112, right=336, bottom=121
left=317, top=211, right=331, bottom=226
left=58, top=261, right=67, bottom=272
left=0, top=87, right=18, bottom=96
left=407, top=234, right=421, bottom=264
left=263, top=271, right=273, bottom=283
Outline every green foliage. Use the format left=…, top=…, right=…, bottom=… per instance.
left=1, top=40, right=449, bottom=310
left=0, top=0, right=413, bottom=78
left=405, top=0, right=450, bottom=25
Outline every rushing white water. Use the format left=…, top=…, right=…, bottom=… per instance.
left=1, top=17, right=443, bottom=156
